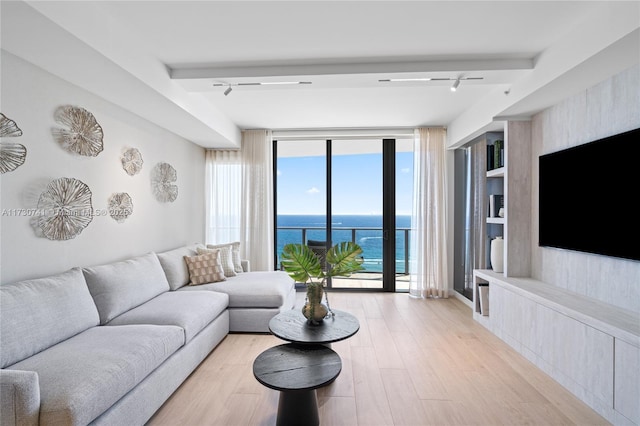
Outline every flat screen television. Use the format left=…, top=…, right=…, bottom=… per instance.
left=538, top=127, right=640, bottom=262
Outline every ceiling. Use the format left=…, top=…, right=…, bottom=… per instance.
left=2, top=1, right=639, bottom=148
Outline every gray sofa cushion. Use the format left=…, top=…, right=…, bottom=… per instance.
left=0, top=268, right=99, bottom=368
left=7, top=325, right=184, bottom=426
left=107, top=291, right=229, bottom=342
left=156, top=245, right=201, bottom=290
left=178, top=271, right=295, bottom=308
left=83, top=253, right=170, bottom=324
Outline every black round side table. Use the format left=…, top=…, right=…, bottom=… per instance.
left=268, top=309, right=360, bottom=346
left=253, top=343, right=341, bottom=426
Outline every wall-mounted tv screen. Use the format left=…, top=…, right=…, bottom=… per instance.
left=539, top=127, right=640, bottom=262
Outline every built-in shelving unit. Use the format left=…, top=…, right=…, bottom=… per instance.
left=471, top=119, right=640, bottom=425
left=485, top=134, right=505, bottom=273
left=477, top=121, right=532, bottom=278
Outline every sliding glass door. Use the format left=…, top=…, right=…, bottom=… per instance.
left=329, top=139, right=385, bottom=289
left=274, top=138, right=412, bottom=291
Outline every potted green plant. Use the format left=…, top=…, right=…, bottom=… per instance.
left=280, top=241, right=364, bottom=324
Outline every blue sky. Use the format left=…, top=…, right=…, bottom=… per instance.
left=277, top=152, right=414, bottom=215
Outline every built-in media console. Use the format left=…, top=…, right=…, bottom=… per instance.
left=473, top=269, right=640, bottom=425
left=539, top=127, right=640, bottom=262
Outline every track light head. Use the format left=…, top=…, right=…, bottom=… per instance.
left=224, top=86, right=232, bottom=96
left=450, top=78, right=460, bottom=92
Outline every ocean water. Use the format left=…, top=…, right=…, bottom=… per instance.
left=276, top=215, right=411, bottom=273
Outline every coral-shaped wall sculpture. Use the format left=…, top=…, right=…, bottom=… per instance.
left=0, top=113, right=27, bottom=174
left=151, top=162, right=178, bottom=203
left=37, top=177, right=93, bottom=240
left=108, top=192, right=133, bottom=223
left=0, top=113, right=23, bottom=137
left=0, top=142, right=27, bottom=174
left=121, top=147, right=143, bottom=176
left=52, top=106, right=104, bottom=157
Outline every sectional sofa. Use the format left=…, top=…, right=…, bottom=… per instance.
left=0, top=244, right=296, bottom=426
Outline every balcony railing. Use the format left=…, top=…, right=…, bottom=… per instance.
left=276, top=226, right=411, bottom=275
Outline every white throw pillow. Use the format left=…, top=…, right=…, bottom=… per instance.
left=198, top=246, right=236, bottom=277
left=207, top=241, right=243, bottom=273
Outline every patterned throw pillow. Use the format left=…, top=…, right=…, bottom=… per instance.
left=184, top=251, right=226, bottom=285
left=207, top=242, right=243, bottom=273
left=198, top=246, right=236, bottom=277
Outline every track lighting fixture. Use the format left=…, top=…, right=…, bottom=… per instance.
left=214, top=81, right=312, bottom=96
left=378, top=76, right=482, bottom=92
left=451, top=78, right=460, bottom=92
left=378, top=78, right=433, bottom=82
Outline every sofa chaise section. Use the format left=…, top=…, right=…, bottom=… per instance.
left=156, top=245, right=297, bottom=332
left=178, top=270, right=297, bottom=332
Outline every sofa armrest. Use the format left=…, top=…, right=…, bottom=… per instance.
left=241, top=259, right=251, bottom=273
left=0, top=369, right=40, bottom=426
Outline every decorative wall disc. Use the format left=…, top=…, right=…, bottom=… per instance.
left=37, top=177, right=93, bottom=240
left=121, top=147, right=143, bottom=176
left=0, top=113, right=26, bottom=174
left=151, top=162, right=178, bottom=203
left=0, top=142, right=27, bottom=174
left=53, top=106, right=104, bottom=157
left=0, top=113, right=23, bottom=137
left=108, top=192, right=133, bottom=223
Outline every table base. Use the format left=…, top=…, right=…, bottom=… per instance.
left=277, top=389, right=319, bottom=426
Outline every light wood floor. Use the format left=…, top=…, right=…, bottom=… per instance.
left=147, top=292, right=609, bottom=426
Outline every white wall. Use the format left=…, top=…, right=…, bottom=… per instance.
left=531, top=64, right=640, bottom=313
left=1, top=52, right=205, bottom=284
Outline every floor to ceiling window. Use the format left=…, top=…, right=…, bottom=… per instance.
left=274, top=139, right=327, bottom=272
left=274, top=137, right=413, bottom=292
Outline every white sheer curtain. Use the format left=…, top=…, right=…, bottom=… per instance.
left=205, top=130, right=274, bottom=271
left=239, top=130, right=274, bottom=271
left=206, top=150, right=242, bottom=243
left=409, top=127, right=449, bottom=298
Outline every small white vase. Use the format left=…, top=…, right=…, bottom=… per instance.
left=490, top=236, right=504, bottom=273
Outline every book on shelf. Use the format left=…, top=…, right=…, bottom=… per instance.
left=486, top=144, right=495, bottom=171
left=489, top=194, right=504, bottom=218
left=494, top=140, right=504, bottom=169
left=478, top=283, right=489, bottom=316
left=486, top=140, right=504, bottom=171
